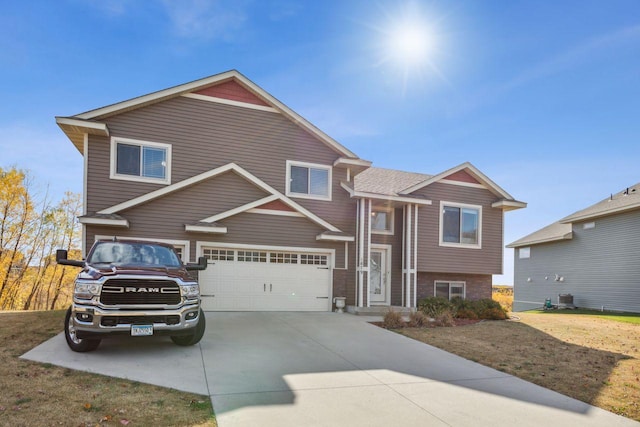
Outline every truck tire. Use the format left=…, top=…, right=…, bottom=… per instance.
left=171, top=309, right=206, bottom=346
left=64, top=307, right=100, bottom=352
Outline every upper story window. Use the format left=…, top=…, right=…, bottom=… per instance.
left=439, top=201, right=482, bottom=249
left=371, top=208, right=394, bottom=234
left=110, top=137, right=171, bottom=185
left=519, top=247, right=530, bottom=259
left=286, top=160, right=331, bottom=201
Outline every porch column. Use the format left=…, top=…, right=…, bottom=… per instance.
left=356, top=198, right=371, bottom=307
left=405, top=204, right=412, bottom=308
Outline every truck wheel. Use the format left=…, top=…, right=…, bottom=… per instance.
left=171, top=309, right=206, bottom=346
left=64, top=307, right=100, bottom=352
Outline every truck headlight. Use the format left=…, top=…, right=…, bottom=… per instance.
left=181, top=284, right=200, bottom=298
left=74, top=281, right=101, bottom=300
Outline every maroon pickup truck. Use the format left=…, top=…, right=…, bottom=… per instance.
left=56, top=239, right=207, bottom=352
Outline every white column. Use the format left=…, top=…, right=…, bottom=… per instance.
left=401, top=205, right=405, bottom=306
left=366, top=199, right=372, bottom=307
left=358, top=198, right=365, bottom=307
left=405, top=204, right=412, bottom=308
left=413, top=205, right=419, bottom=308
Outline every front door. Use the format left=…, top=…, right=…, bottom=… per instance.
left=369, top=248, right=389, bottom=304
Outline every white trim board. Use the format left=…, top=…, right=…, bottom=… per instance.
left=182, top=93, right=279, bottom=113
left=97, top=162, right=342, bottom=233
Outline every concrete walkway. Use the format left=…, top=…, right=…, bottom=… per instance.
left=23, top=312, right=639, bottom=427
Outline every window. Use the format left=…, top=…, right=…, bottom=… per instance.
left=203, top=248, right=234, bottom=261
left=237, top=251, right=267, bottom=262
left=583, top=222, right=595, bottom=230
left=110, top=137, right=171, bottom=184
left=371, top=209, right=394, bottom=234
left=519, top=247, right=530, bottom=259
left=286, top=161, right=331, bottom=200
left=300, top=254, right=328, bottom=265
left=440, top=201, right=481, bottom=248
left=434, top=281, right=465, bottom=300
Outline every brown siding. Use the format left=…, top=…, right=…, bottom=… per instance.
left=86, top=96, right=355, bottom=233
left=417, top=272, right=492, bottom=302
left=412, top=182, right=504, bottom=275
left=83, top=96, right=359, bottom=308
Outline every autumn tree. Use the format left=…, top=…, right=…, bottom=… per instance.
left=0, top=166, right=81, bottom=310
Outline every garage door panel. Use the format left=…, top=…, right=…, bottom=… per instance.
left=199, top=247, right=331, bottom=311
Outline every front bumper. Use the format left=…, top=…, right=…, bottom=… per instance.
left=71, top=303, right=201, bottom=339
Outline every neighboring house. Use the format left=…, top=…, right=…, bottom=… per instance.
left=508, top=185, right=640, bottom=313
left=56, top=70, right=525, bottom=312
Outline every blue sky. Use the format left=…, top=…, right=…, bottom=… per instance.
left=2, top=0, right=639, bottom=284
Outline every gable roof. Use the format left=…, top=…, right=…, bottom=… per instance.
left=56, top=70, right=363, bottom=160
left=559, top=183, right=640, bottom=223
left=96, top=162, right=342, bottom=233
left=507, top=182, right=640, bottom=248
left=351, top=162, right=525, bottom=210
left=506, top=222, right=573, bottom=248
left=400, top=162, right=512, bottom=198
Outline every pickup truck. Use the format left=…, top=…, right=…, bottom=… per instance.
left=56, top=239, right=207, bottom=352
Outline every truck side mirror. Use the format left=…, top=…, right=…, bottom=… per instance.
left=186, top=256, right=208, bottom=271
left=56, top=249, right=84, bottom=267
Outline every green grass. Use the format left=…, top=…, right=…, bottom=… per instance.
left=533, top=309, right=640, bottom=325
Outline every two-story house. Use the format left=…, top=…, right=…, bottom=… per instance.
left=56, top=70, right=525, bottom=312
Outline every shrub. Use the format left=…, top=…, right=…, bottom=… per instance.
left=434, top=310, right=455, bottom=327
left=418, top=297, right=453, bottom=318
left=383, top=309, right=405, bottom=329
left=407, top=310, right=429, bottom=327
left=455, top=308, right=478, bottom=320
left=479, top=307, right=508, bottom=320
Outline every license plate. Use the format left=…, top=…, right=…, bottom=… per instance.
left=131, top=325, right=153, bottom=336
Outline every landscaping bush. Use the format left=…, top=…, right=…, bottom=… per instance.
left=455, top=308, right=478, bottom=320
left=407, top=310, right=430, bottom=327
left=434, top=310, right=455, bottom=327
left=382, top=309, right=405, bottom=329
left=418, top=296, right=453, bottom=318
left=479, top=307, right=508, bottom=320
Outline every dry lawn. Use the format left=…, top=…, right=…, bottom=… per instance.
left=0, top=310, right=216, bottom=427
left=398, top=311, right=640, bottom=421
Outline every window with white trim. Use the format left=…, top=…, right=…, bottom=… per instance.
left=300, top=254, right=328, bottom=265
left=440, top=201, right=481, bottom=248
left=519, top=247, right=530, bottom=259
left=286, top=161, right=331, bottom=200
left=110, top=137, right=171, bottom=184
left=371, top=209, right=394, bottom=234
left=434, top=281, right=465, bottom=300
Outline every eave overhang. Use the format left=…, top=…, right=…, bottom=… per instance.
left=492, top=200, right=528, bottom=211
left=55, top=117, right=109, bottom=154
left=506, top=232, right=573, bottom=248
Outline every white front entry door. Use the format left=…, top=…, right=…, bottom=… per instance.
left=369, top=248, right=389, bottom=304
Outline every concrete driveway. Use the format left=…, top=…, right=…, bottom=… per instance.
left=23, top=312, right=638, bottom=427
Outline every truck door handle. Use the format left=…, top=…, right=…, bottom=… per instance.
left=264, top=283, right=266, bottom=292
left=270, top=283, right=272, bottom=292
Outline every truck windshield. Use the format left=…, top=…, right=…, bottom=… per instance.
left=88, top=242, right=181, bottom=267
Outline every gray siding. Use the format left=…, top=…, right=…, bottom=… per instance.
left=513, top=210, right=640, bottom=313
left=411, top=182, right=504, bottom=275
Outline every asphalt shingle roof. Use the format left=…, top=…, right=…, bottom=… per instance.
left=354, top=167, right=432, bottom=196
left=508, top=182, right=640, bottom=248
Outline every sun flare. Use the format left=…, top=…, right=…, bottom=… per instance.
left=388, top=24, right=433, bottom=65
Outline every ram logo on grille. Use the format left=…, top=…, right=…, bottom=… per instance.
left=125, top=287, right=160, bottom=293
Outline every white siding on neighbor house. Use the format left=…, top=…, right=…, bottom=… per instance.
left=513, top=209, right=640, bottom=313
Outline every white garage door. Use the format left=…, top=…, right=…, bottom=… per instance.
left=198, top=247, right=332, bottom=311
